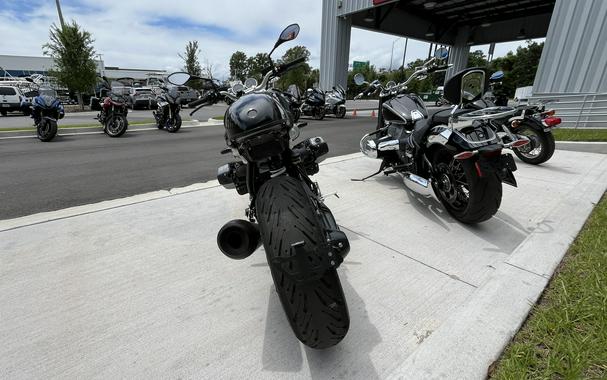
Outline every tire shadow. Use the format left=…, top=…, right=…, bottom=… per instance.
left=260, top=270, right=381, bottom=379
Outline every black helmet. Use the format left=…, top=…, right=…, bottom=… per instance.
left=224, top=93, right=289, bottom=143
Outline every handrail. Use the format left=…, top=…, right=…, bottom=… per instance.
left=529, top=92, right=607, bottom=128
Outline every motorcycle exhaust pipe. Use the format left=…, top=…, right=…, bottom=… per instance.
left=401, top=172, right=434, bottom=198
left=217, top=219, right=261, bottom=260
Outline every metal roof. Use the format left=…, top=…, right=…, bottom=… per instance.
left=349, top=0, right=556, bottom=44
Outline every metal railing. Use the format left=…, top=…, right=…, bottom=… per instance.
left=530, top=92, right=607, bottom=128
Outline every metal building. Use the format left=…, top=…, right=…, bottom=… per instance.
left=320, top=0, right=607, bottom=127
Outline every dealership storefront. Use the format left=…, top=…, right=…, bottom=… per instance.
left=320, top=0, right=607, bottom=127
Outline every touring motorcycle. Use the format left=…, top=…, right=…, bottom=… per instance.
left=154, top=84, right=182, bottom=133
left=324, top=85, right=347, bottom=118
left=473, top=70, right=561, bottom=165
left=95, top=77, right=129, bottom=137
left=354, top=48, right=524, bottom=224
left=21, top=78, right=64, bottom=142
left=168, top=24, right=351, bottom=348
left=300, top=87, right=326, bottom=120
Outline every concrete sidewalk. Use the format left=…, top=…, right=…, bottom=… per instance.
left=1, top=151, right=606, bottom=379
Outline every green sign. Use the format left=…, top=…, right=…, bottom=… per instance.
left=352, top=61, right=369, bottom=70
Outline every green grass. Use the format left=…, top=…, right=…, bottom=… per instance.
left=211, top=115, right=225, bottom=120
left=552, top=128, right=607, bottom=142
left=490, top=194, right=607, bottom=380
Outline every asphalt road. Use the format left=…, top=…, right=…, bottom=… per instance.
left=0, top=117, right=376, bottom=220
left=0, top=105, right=229, bottom=129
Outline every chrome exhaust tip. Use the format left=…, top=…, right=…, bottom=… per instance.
left=401, top=172, right=433, bottom=198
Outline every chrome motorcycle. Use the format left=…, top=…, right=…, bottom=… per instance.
left=354, top=48, right=524, bottom=224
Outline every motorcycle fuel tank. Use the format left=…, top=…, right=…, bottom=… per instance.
left=382, top=94, right=428, bottom=125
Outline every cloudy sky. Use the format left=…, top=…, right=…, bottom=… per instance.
left=0, top=0, right=541, bottom=79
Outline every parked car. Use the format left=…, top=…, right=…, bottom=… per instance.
left=128, top=87, right=156, bottom=109
left=0, top=86, right=27, bottom=116
left=176, top=85, right=198, bottom=106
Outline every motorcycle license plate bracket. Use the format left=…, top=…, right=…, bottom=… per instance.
left=477, top=153, right=518, bottom=187
left=270, top=231, right=348, bottom=283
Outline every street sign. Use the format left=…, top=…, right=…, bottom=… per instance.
left=353, top=61, right=369, bottom=70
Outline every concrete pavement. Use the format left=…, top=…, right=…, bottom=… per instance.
left=2, top=150, right=606, bottom=379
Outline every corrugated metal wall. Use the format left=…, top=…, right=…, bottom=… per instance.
left=533, top=0, right=607, bottom=94
left=336, top=0, right=373, bottom=16
left=320, top=0, right=355, bottom=90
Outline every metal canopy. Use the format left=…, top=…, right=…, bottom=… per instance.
left=350, top=0, right=556, bottom=45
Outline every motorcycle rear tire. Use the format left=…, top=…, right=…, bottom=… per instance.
left=255, top=175, right=349, bottom=349
left=37, top=120, right=57, bottom=142
left=313, top=108, right=325, bottom=121
left=432, top=149, right=502, bottom=224
left=335, top=107, right=346, bottom=119
left=512, top=122, right=555, bottom=165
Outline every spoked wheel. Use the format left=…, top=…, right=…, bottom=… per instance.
left=165, top=114, right=182, bottom=133
left=512, top=123, right=555, bottom=165
left=255, top=176, right=349, bottom=348
left=105, top=115, right=128, bottom=137
left=431, top=149, right=502, bottom=224
left=37, top=120, right=58, bottom=142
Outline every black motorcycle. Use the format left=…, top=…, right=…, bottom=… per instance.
left=354, top=48, right=522, bottom=224
left=154, top=85, right=182, bottom=133
left=473, top=71, right=561, bottom=165
left=167, top=24, right=351, bottom=348
left=300, top=87, right=326, bottom=120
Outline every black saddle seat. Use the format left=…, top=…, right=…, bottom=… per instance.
left=411, top=107, right=452, bottom=146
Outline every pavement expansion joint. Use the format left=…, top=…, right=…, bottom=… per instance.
left=339, top=224, right=479, bottom=289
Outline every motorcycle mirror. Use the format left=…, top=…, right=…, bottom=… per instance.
left=289, top=125, right=301, bottom=141
left=232, top=83, right=245, bottom=93
left=353, top=73, right=366, bottom=86
left=269, top=23, right=300, bottom=57
left=434, top=47, right=449, bottom=60
left=244, top=78, right=258, bottom=88
left=167, top=72, right=191, bottom=86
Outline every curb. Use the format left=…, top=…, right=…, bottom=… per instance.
left=388, top=154, right=607, bottom=379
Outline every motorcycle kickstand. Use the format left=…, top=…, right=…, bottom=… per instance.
left=351, top=161, right=387, bottom=182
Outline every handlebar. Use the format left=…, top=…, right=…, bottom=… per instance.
left=188, top=92, right=213, bottom=108
left=275, top=56, right=307, bottom=76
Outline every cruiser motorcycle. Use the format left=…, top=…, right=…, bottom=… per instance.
left=168, top=24, right=350, bottom=348
left=354, top=48, right=524, bottom=224
left=154, top=84, right=182, bottom=133
left=473, top=70, right=561, bottom=165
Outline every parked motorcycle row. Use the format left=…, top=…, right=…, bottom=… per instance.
left=10, top=23, right=562, bottom=349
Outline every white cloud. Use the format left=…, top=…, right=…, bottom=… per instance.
left=0, top=0, right=541, bottom=79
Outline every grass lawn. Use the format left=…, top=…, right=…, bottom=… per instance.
left=490, top=194, right=607, bottom=379
left=552, top=128, right=607, bottom=142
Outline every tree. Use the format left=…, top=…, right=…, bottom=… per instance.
left=489, top=41, right=544, bottom=97
left=276, top=46, right=311, bottom=91
left=467, top=50, right=488, bottom=68
left=43, top=21, right=97, bottom=109
left=179, top=40, right=202, bottom=77
left=246, top=53, right=270, bottom=81
left=229, top=51, right=248, bottom=82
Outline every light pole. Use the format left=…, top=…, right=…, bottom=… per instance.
left=55, top=0, right=65, bottom=29
left=401, top=38, right=409, bottom=69
left=389, top=37, right=402, bottom=71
